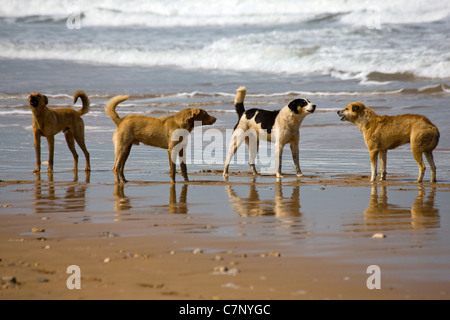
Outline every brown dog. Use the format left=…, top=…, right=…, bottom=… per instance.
left=105, top=95, right=217, bottom=183
left=337, top=102, right=439, bottom=183
left=28, top=91, right=91, bottom=174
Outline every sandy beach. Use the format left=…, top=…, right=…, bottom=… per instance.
left=1, top=171, right=449, bottom=300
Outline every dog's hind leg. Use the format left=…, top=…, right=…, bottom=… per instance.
left=74, top=127, right=91, bottom=172
left=223, top=129, right=245, bottom=178
left=113, top=143, right=131, bottom=183
left=64, top=129, right=79, bottom=172
left=112, top=157, right=121, bottom=183
left=411, top=147, right=425, bottom=183
left=118, top=144, right=132, bottom=183
left=425, top=151, right=437, bottom=183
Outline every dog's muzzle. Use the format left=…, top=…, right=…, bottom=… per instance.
left=337, top=110, right=346, bottom=121
left=307, top=105, right=316, bottom=113
left=209, top=116, right=217, bottom=125
left=30, top=96, right=39, bottom=108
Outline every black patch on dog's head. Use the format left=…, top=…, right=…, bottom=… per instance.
left=288, top=99, right=309, bottom=114
left=29, top=95, right=39, bottom=108
left=28, top=93, right=48, bottom=108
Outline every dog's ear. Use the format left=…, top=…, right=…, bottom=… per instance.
left=178, top=108, right=201, bottom=130
left=190, top=108, right=202, bottom=118
left=188, top=108, right=203, bottom=123
left=351, top=102, right=365, bottom=113
left=288, top=100, right=300, bottom=114
left=43, top=95, right=48, bottom=106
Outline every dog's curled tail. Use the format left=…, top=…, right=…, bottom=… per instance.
left=234, top=86, right=246, bottom=119
left=105, top=95, right=130, bottom=127
left=74, top=90, right=90, bottom=116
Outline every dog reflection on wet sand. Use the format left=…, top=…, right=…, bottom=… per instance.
left=226, top=180, right=301, bottom=217
left=33, top=172, right=89, bottom=215
left=114, top=184, right=188, bottom=214
left=363, top=184, right=439, bottom=230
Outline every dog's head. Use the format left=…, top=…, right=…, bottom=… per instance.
left=28, top=92, right=48, bottom=110
left=337, top=102, right=366, bottom=123
left=180, top=107, right=217, bottom=130
left=288, top=99, right=316, bottom=115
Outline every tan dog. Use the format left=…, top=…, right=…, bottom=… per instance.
left=337, top=102, right=440, bottom=183
left=28, top=91, right=91, bottom=174
left=105, top=95, right=217, bottom=183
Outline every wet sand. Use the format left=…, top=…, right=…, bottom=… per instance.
left=1, top=171, right=449, bottom=300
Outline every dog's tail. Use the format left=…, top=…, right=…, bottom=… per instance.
left=74, top=90, right=90, bottom=116
left=105, top=95, right=129, bottom=127
left=234, top=86, right=246, bottom=119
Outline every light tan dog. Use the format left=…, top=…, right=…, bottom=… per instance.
left=337, top=102, right=440, bottom=183
left=105, top=95, right=217, bottom=183
left=28, top=91, right=91, bottom=174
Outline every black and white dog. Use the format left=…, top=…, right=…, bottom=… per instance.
left=223, top=86, right=316, bottom=178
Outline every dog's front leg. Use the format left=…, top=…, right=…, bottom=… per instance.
left=290, top=140, right=303, bottom=177
left=275, top=141, right=284, bottom=178
left=179, top=148, right=189, bottom=182
left=379, top=150, right=387, bottom=181
left=247, top=135, right=259, bottom=176
left=33, top=131, right=41, bottom=173
left=46, top=135, right=55, bottom=173
left=168, top=149, right=177, bottom=184
left=370, top=150, right=379, bottom=182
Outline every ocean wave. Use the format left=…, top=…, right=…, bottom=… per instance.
left=1, top=1, right=449, bottom=82
left=1, top=0, right=449, bottom=27
left=84, top=126, right=114, bottom=132
left=1, top=39, right=449, bottom=81
left=400, top=84, right=450, bottom=94
left=1, top=84, right=447, bottom=115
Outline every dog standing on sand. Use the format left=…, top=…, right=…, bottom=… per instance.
left=105, top=95, right=217, bottom=184
left=28, top=91, right=91, bottom=174
left=223, top=86, right=316, bottom=178
left=337, top=102, right=440, bottom=183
